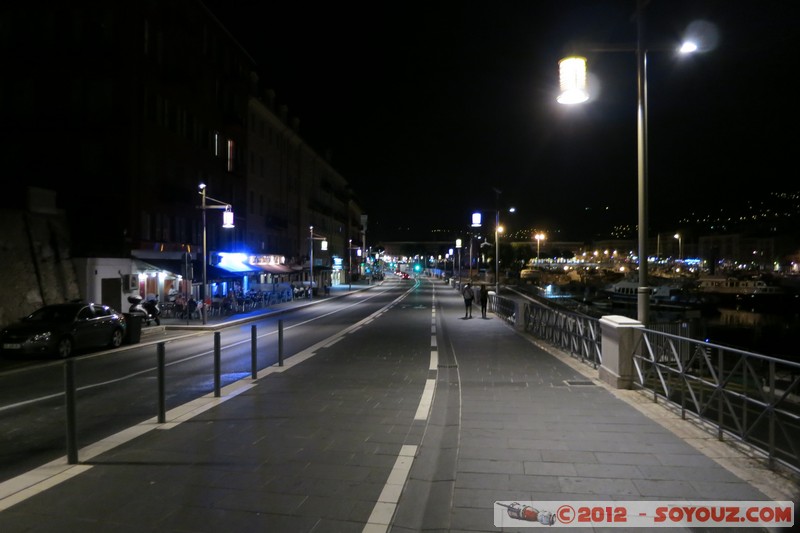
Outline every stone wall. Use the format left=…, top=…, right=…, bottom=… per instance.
left=0, top=210, right=80, bottom=328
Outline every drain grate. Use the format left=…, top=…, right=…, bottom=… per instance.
left=564, top=380, right=595, bottom=386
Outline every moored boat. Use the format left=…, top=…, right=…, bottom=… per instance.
left=696, top=274, right=799, bottom=312
left=600, top=279, right=717, bottom=312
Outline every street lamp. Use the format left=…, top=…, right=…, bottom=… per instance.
left=557, top=0, right=701, bottom=324
left=448, top=248, right=453, bottom=278
left=455, top=238, right=462, bottom=282
left=472, top=204, right=515, bottom=295
left=198, top=183, right=235, bottom=325
left=495, top=209, right=500, bottom=295
left=674, top=233, right=682, bottom=262
left=535, top=233, right=545, bottom=264
left=470, top=212, right=481, bottom=280
left=308, top=225, right=328, bottom=299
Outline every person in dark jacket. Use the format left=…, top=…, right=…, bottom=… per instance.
left=462, top=283, right=474, bottom=318
left=480, top=283, right=489, bottom=318
left=187, top=296, right=198, bottom=320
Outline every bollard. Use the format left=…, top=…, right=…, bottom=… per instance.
left=251, top=324, right=257, bottom=379
left=157, top=342, right=166, bottom=423
left=278, top=319, right=284, bottom=366
left=64, top=358, right=78, bottom=464
left=214, top=331, right=221, bottom=397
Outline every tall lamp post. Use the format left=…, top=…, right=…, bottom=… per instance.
left=472, top=203, right=515, bottom=295
left=448, top=248, right=453, bottom=278
left=674, top=233, right=682, bottom=262
left=493, top=188, right=501, bottom=295
left=455, top=238, right=462, bottom=282
left=535, top=233, right=545, bottom=264
left=557, top=0, right=701, bottom=324
left=198, top=183, right=234, bottom=325
left=495, top=209, right=500, bottom=294
left=470, top=212, right=481, bottom=280
left=308, top=226, right=328, bottom=299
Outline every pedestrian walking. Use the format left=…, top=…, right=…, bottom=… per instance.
left=462, top=283, right=474, bottom=318
left=480, top=283, right=489, bottom=318
left=186, top=296, right=198, bottom=320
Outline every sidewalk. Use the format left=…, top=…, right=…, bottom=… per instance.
left=0, top=278, right=795, bottom=532
left=144, top=280, right=371, bottom=333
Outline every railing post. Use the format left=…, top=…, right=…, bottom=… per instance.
left=157, top=342, right=166, bottom=423
left=64, top=359, right=78, bottom=464
left=598, top=315, right=644, bottom=389
left=512, top=299, right=524, bottom=330
left=717, top=348, right=724, bottom=441
left=251, top=325, right=257, bottom=379
left=214, top=331, right=221, bottom=397
left=768, top=359, right=776, bottom=469
left=278, top=319, right=284, bottom=366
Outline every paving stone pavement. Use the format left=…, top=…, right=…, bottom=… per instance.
left=0, top=279, right=796, bottom=532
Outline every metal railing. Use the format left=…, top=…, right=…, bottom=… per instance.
left=633, top=329, right=800, bottom=474
left=491, top=289, right=800, bottom=475
left=492, top=291, right=602, bottom=368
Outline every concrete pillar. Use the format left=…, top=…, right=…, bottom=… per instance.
left=599, top=315, right=644, bottom=389
left=512, top=300, right=525, bottom=330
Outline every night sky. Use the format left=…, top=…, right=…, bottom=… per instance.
left=203, top=1, right=800, bottom=242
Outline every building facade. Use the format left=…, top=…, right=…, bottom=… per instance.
left=0, top=1, right=363, bottom=323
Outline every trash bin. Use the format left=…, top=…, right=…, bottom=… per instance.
left=123, top=313, right=142, bottom=344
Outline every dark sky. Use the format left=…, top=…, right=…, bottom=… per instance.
left=203, top=1, right=800, bottom=242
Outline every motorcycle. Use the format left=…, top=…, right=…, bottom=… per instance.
left=127, top=295, right=161, bottom=326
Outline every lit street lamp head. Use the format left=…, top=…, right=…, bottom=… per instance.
left=557, top=56, right=589, bottom=104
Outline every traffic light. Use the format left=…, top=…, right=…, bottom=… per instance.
left=413, top=263, right=422, bottom=273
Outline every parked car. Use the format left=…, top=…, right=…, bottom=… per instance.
left=0, top=302, right=126, bottom=358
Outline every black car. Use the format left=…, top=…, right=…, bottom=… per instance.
left=0, top=302, right=127, bottom=358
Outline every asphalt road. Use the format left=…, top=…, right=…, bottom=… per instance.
left=0, top=281, right=408, bottom=483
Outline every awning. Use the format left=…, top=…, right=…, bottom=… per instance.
left=141, top=259, right=253, bottom=283
left=253, top=263, right=293, bottom=274
left=132, top=259, right=161, bottom=274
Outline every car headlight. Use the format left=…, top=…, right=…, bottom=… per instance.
left=30, top=331, right=53, bottom=343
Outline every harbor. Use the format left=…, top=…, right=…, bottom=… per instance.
left=515, top=267, right=800, bottom=361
